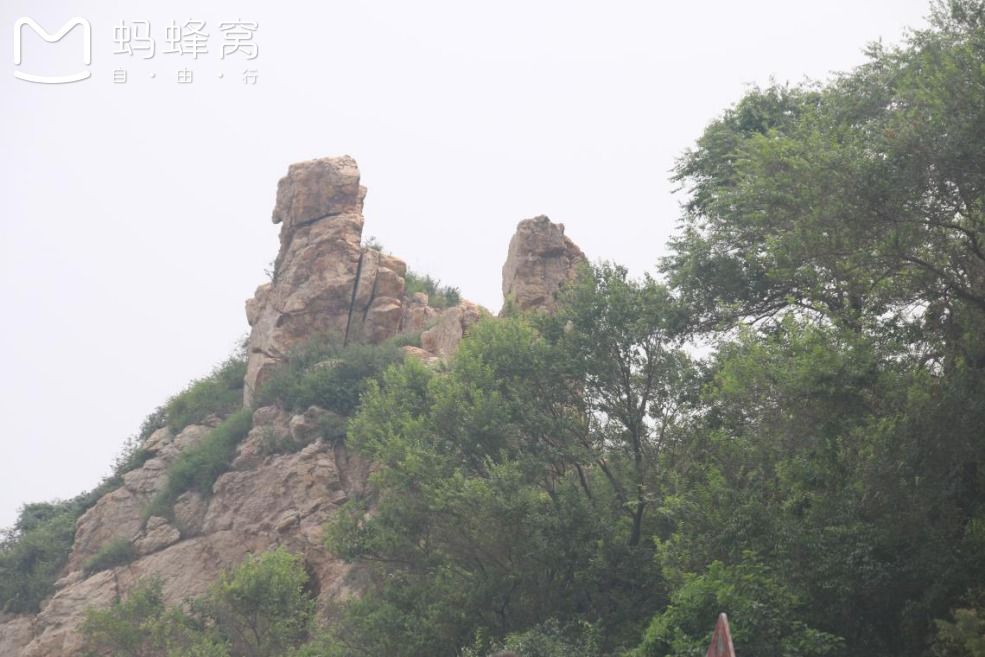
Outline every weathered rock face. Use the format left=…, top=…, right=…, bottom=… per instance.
left=421, top=301, right=486, bottom=359
left=502, top=215, right=587, bottom=314
left=0, top=614, right=33, bottom=657
left=9, top=407, right=371, bottom=657
left=65, top=425, right=211, bottom=574
left=244, top=156, right=410, bottom=404
left=401, top=292, right=439, bottom=335
left=272, top=155, right=365, bottom=229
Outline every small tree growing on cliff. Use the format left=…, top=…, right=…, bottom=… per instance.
left=81, top=548, right=313, bottom=657
left=200, top=547, right=314, bottom=657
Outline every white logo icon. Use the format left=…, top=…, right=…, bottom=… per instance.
left=13, top=17, right=92, bottom=84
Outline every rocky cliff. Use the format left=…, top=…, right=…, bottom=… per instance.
left=0, top=156, right=585, bottom=657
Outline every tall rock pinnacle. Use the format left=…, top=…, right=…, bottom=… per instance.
left=243, top=156, right=409, bottom=403
left=501, top=215, right=588, bottom=314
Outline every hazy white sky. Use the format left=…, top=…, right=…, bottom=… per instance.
left=0, top=0, right=932, bottom=528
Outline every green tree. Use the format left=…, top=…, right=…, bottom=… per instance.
left=664, top=0, right=985, bottom=363
left=0, top=500, right=81, bottom=612
left=936, top=607, right=985, bottom=657
left=650, top=315, right=985, bottom=656
left=202, top=548, right=314, bottom=657
left=541, top=264, right=694, bottom=547
left=633, top=559, right=842, bottom=657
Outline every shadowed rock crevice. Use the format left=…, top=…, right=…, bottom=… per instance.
left=343, top=249, right=366, bottom=347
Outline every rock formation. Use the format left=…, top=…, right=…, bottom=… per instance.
left=501, top=215, right=587, bottom=314
left=0, top=157, right=585, bottom=657
left=244, top=156, right=409, bottom=404
left=421, top=301, right=486, bottom=359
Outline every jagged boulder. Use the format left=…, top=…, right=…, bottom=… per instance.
left=501, top=215, right=587, bottom=313
left=271, top=155, right=364, bottom=229
left=421, top=301, right=487, bottom=359
left=401, top=292, right=439, bottom=335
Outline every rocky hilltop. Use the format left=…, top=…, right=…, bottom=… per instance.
left=0, top=156, right=585, bottom=657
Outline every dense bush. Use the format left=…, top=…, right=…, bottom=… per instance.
left=200, top=547, right=314, bottom=657
left=0, top=499, right=84, bottom=612
left=404, top=270, right=461, bottom=309
left=632, top=560, right=842, bottom=657
left=83, top=538, right=137, bottom=576
left=255, top=337, right=402, bottom=415
left=466, top=620, right=601, bottom=657
left=386, top=330, right=423, bottom=349
left=935, top=608, right=985, bottom=657
left=162, top=355, right=247, bottom=433
left=145, top=408, right=253, bottom=519
left=81, top=578, right=183, bottom=657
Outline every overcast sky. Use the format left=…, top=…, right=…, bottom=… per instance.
left=0, top=0, right=933, bottom=529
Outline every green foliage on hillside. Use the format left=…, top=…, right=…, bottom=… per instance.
left=81, top=578, right=214, bottom=657
left=83, top=538, right=137, bottom=576
left=145, top=408, right=253, bottom=520
left=255, top=337, right=403, bottom=415
left=0, top=497, right=89, bottom=613
left=200, top=547, right=314, bottom=657
left=81, top=547, right=313, bottom=657
left=404, top=270, right=461, bottom=309
left=159, top=355, right=247, bottom=435
left=935, top=608, right=985, bottom=657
